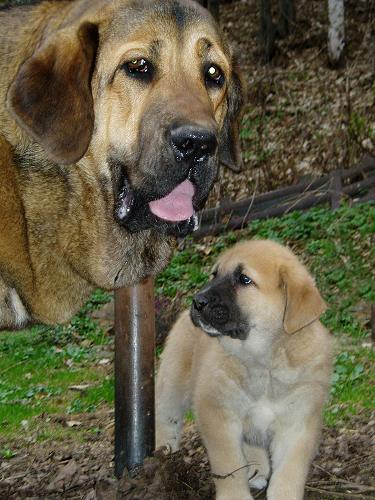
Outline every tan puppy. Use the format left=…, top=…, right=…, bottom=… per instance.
left=156, top=240, right=333, bottom=500
left=0, top=0, right=243, bottom=330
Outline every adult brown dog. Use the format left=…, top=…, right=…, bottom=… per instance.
left=156, top=240, right=333, bottom=500
left=0, top=0, right=243, bottom=330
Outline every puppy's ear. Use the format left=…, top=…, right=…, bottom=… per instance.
left=218, top=60, right=245, bottom=172
left=280, top=265, right=327, bottom=334
left=7, top=17, right=100, bottom=165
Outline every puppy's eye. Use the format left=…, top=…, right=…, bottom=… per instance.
left=205, top=64, right=224, bottom=88
left=211, top=269, right=218, bottom=279
left=123, top=58, right=153, bottom=81
left=239, top=274, right=253, bottom=286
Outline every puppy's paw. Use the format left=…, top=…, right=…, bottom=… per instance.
left=249, top=475, right=268, bottom=490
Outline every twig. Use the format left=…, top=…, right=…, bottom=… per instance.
left=254, top=490, right=266, bottom=498
left=240, top=174, right=259, bottom=230
left=306, top=485, right=375, bottom=499
left=313, top=462, right=337, bottom=479
left=338, top=483, right=375, bottom=493
left=212, top=462, right=256, bottom=480
left=0, top=472, right=28, bottom=481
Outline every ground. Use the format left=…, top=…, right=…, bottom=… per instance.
left=209, top=0, right=375, bottom=204
left=1, top=415, right=375, bottom=498
left=1, top=204, right=374, bottom=499
left=1, top=0, right=375, bottom=498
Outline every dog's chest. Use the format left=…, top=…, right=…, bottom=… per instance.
left=244, top=381, right=278, bottom=437
left=242, top=365, right=298, bottom=438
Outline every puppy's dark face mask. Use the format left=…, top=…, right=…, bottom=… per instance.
left=190, top=264, right=250, bottom=340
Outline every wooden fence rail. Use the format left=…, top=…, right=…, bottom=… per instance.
left=194, top=155, right=375, bottom=238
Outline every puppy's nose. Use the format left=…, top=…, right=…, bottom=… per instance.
left=193, top=294, right=209, bottom=312
left=170, top=125, right=217, bottom=162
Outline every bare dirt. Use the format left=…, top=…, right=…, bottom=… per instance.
left=1, top=413, right=374, bottom=499
left=1, top=0, right=375, bottom=498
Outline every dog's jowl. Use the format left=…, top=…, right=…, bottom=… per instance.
left=156, top=240, right=333, bottom=500
left=0, top=0, right=244, bottom=329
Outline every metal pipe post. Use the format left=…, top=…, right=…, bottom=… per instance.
left=114, top=277, right=156, bottom=479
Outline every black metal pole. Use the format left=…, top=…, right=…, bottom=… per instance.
left=114, top=278, right=155, bottom=479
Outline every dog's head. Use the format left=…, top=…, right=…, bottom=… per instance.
left=191, top=240, right=326, bottom=347
left=7, top=0, right=244, bottom=237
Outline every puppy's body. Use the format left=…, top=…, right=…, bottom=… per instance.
left=0, top=0, right=243, bottom=329
left=156, top=240, right=333, bottom=500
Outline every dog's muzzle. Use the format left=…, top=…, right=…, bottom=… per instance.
left=113, top=124, right=218, bottom=237
left=191, top=283, right=249, bottom=340
left=193, top=295, right=230, bottom=326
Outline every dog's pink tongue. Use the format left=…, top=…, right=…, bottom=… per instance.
left=149, top=180, right=195, bottom=222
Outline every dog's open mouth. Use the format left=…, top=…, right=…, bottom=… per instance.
left=149, top=179, right=195, bottom=222
left=115, top=175, right=200, bottom=236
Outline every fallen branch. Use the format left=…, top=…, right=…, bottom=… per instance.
left=305, top=485, right=375, bottom=499
left=194, top=161, right=375, bottom=239
left=201, top=154, right=375, bottom=225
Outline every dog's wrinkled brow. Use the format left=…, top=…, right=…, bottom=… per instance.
left=213, top=263, right=244, bottom=281
left=170, top=0, right=187, bottom=28
left=198, top=37, right=213, bottom=57
left=149, top=39, right=163, bottom=61
left=233, top=264, right=244, bottom=279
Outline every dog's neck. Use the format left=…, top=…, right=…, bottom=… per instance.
left=219, top=324, right=283, bottom=369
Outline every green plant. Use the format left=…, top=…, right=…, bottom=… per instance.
left=1, top=448, right=16, bottom=459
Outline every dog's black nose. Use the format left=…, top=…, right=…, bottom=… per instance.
left=193, top=294, right=209, bottom=312
left=170, top=125, right=217, bottom=162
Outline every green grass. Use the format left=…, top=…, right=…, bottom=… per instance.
left=0, top=290, right=114, bottom=440
left=0, top=202, right=374, bottom=446
left=325, top=348, right=375, bottom=426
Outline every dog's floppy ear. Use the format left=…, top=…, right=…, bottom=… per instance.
left=280, top=265, right=327, bottom=334
left=7, top=13, right=101, bottom=165
left=218, top=60, right=245, bottom=172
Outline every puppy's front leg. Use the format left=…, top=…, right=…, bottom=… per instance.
left=242, top=443, right=270, bottom=491
left=196, top=399, right=253, bottom=500
left=267, top=421, right=320, bottom=500
left=155, top=370, right=188, bottom=452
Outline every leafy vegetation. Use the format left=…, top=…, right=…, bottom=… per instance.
left=0, top=290, right=114, bottom=440
left=0, top=203, right=373, bottom=445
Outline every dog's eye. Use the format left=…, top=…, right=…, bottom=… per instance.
left=123, top=58, right=153, bottom=81
left=239, top=274, right=253, bottom=286
left=205, top=64, right=224, bottom=87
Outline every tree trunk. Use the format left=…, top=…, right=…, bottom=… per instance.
left=259, top=0, right=277, bottom=62
left=277, top=0, right=295, bottom=38
left=328, top=0, right=345, bottom=66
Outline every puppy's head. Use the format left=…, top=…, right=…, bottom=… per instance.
left=191, top=240, right=326, bottom=344
left=7, top=0, right=244, bottom=238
